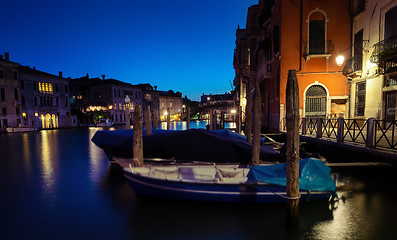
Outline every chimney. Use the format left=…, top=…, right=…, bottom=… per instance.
left=154, top=86, right=157, bottom=91
left=4, top=52, right=9, bottom=61
left=59, top=71, right=63, bottom=78
left=33, top=66, right=36, bottom=70
left=0, top=55, right=3, bottom=60
left=102, top=75, right=105, bottom=81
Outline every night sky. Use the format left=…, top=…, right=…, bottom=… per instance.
left=1, top=0, right=258, bottom=101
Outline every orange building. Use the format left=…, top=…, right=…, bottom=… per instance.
left=253, top=0, right=352, bottom=131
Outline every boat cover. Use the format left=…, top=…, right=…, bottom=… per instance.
left=247, top=158, right=335, bottom=192
left=91, top=129, right=283, bottom=163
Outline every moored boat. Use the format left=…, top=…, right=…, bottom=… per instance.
left=6, top=127, right=38, bottom=133
left=96, top=119, right=114, bottom=127
left=122, top=158, right=336, bottom=203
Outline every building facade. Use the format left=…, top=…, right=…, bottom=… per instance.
left=344, top=0, right=397, bottom=122
left=159, top=90, right=182, bottom=121
left=0, top=53, right=21, bottom=129
left=236, top=0, right=352, bottom=132
left=19, top=67, right=74, bottom=129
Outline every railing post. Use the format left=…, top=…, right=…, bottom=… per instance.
left=337, top=117, right=344, bottom=142
left=316, top=118, right=322, bottom=138
left=366, top=117, right=376, bottom=148
left=301, top=117, right=306, bottom=135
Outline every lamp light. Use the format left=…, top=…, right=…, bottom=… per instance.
left=336, top=55, right=345, bottom=66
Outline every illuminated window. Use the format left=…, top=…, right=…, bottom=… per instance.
left=49, top=83, right=53, bottom=93
left=38, top=82, right=42, bottom=92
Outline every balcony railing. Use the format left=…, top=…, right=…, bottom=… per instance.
left=304, top=40, right=333, bottom=61
left=342, top=55, right=363, bottom=76
left=370, top=34, right=397, bottom=64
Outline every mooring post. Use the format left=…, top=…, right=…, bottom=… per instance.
left=366, top=117, right=376, bottom=148
left=316, top=118, right=322, bottom=138
left=144, top=105, right=152, bottom=136
left=153, top=107, right=158, bottom=130
left=167, top=107, right=171, bottom=130
left=251, top=80, right=261, bottom=165
left=133, top=104, right=143, bottom=167
left=245, top=82, right=253, bottom=143
left=187, top=103, right=190, bottom=130
left=286, top=69, right=300, bottom=220
left=301, top=117, right=306, bottom=135
left=337, top=117, right=344, bottom=142
left=236, top=106, right=241, bottom=134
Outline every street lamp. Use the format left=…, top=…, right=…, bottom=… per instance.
left=336, top=55, right=345, bottom=66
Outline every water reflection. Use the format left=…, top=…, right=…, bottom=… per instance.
left=39, top=130, right=57, bottom=198
left=88, top=127, right=108, bottom=183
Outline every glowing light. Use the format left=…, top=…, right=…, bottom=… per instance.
left=231, top=109, right=236, bottom=114
left=336, top=55, right=345, bottom=66
left=164, top=111, right=168, bottom=116
left=108, top=105, right=113, bottom=110
left=35, top=112, right=39, bottom=117
left=22, top=112, right=27, bottom=117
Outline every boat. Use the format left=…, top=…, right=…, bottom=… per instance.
left=6, top=127, right=37, bottom=133
left=91, top=129, right=283, bottom=164
left=122, top=158, right=336, bottom=203
left=96, top=119, right=114, bottom=127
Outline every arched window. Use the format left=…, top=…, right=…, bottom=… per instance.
left=307, top=8, right=328, bottom=55
left=14, top=88, right=19, bottom=100
left=305, top=85, right=327, bottom=119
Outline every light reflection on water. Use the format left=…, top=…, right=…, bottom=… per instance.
left=0, top=127, right=396, bottom=240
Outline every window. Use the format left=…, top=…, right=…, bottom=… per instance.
left=0, top=69, right=4, bottom=78
left=55, top=84, right=59, bottom=92
left=65, top=85, right=68, bottom=93
left=355, top=81, right=366, bottom=116
left=22, top=96, right=25, bottom=106
left=353, top=30, right=363, bottom=71
left=16, top=107, right=20, bottom=114
left=34, top=97, right=37, bottom=106
left=273, top=25, right=279, bottom=54
left=305, top=85, right=327, bottom=119
left=65, top=97, right=68, bottom=107
left=309, top=20, right=325, bottom=54
left=307, top=9, right=328, bottom=55
left=2, top=107, right=6, bottom=114
left=56, top=97, right=59, bottom=106
left=13, top=71, right=18, bottom=80
left=14, top=88, right=18, bottom=100
left=21, top=80, right=24, bottom=90
left=0, top=87, right=4, bottom=101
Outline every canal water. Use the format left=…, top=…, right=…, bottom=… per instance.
left=1, top=121, right=396, bottom=240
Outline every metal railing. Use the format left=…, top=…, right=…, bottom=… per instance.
left=290, top=117, right=397, bottom=150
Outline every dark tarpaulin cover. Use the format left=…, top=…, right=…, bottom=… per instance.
left=91, top=129, right=282, bottom=163
left=247, top=158, right=336, bottom=192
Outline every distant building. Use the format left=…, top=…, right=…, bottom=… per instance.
left=70, top=75, right=143, bottom=125
left=158, top=90, right=182, bottom=121
left=131, top=83, right=160, bottom=121
left=0, top=53, right=21, bottom=129
left=19, top=66, right=74, bottom=129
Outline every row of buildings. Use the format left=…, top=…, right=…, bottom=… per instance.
left=0, top=53, right=183, bottom=130
left=234, top=0, right=397, bottom=132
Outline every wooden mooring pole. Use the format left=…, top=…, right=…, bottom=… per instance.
left=133, top=104, right=143, bottom=167
left=187, top=103, right=190, bottom=130
left=245, top=82, right=253, bottom=143
left=286, top=69, right=300, bottom=221
left=167, top=107, right=171, bottom=130
left=251, top=80, right=261, bottom=165
left=153, top=107, right=158, bottom=130
left=144, top=105, right=152, bottom=136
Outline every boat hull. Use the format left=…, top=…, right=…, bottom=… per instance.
left=123, top=170, right=332, bottom=203
left=6, top=127, right=37, bottom=133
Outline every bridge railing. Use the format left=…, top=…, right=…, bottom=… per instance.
left=290, top=117, right=397, bottom=150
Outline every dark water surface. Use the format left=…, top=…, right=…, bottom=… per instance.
left=1, top=127, right=397, bottom=240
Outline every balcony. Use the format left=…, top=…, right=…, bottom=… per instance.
left=304, top=40, right=333, bottom=62
left=342, top=55, right=363, bottom=77
left=257, top=61, right=272, bottom=80
left=370, top=35, right=397, bottom=75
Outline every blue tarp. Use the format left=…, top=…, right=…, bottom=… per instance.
left=247, top=158, right=336, bottom=192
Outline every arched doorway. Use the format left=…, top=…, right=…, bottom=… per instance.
left=45, top=114, right=52, bottom=128
left=305, top=85, right=327, bottom=120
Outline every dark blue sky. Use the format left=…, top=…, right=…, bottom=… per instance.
left=1, top=0, right=257, bottom=101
